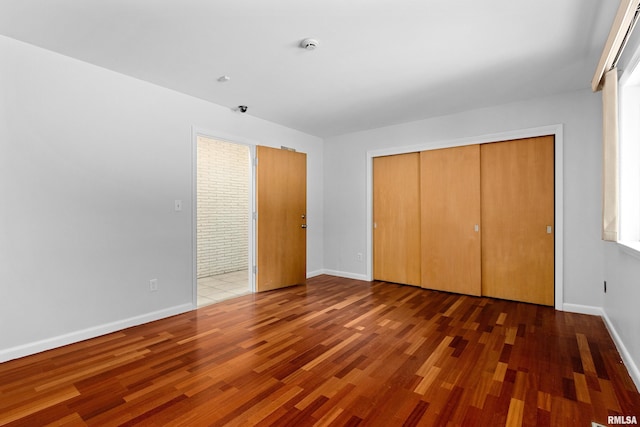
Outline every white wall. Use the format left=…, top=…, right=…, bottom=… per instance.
left=323, top=89, right=604, bottom=308
left=0, top=35, right=323, bottom=361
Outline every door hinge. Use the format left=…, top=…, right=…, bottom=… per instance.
left=253, top=266, right=257, bottom=274
left=254, top=157, right=258, bottom=166
left=252, top=211, right=257, bottom=220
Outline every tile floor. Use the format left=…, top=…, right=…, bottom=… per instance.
left=197, top=270, right=251, bottom=307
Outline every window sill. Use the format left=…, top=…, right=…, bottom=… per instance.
left=618, top=241, right=640, bottom=260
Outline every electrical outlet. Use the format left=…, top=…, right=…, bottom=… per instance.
left=356, top=252, right=363, bottom=262
left=150, top=279, right=158, bottom=292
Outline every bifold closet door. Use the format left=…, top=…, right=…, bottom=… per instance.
left=481, top=136, right=555, bottom=306
left=420, top=145, right=481, bottom=295
left=373, top=153, right=421, bottom=286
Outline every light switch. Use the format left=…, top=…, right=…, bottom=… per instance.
left=175, top=200, right=182, bottom=211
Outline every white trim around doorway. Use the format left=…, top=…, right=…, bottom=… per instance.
left=191, top=127, right=259, bottom=309
left=365, top=124, right=564, bottom=311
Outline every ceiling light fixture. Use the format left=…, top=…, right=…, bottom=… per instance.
left=300, top=38, right=319, bottom=50
left=217, top=75, right=231, bottom=82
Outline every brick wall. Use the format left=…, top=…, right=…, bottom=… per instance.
left=197, top=137, right=250, bottom=278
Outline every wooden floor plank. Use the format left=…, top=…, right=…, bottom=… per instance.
left=1, top=275, right=639, bottom=426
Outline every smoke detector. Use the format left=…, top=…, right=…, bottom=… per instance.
left=300, top=38, right=319, bottom=50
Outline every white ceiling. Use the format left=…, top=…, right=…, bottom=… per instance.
left=0, top=0, right=618, bottom=138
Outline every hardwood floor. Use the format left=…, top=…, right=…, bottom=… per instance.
left=1, top=275, right=639, bottom=426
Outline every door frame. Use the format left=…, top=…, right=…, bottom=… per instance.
left=191, top=126, right=258, bottom=308
left=365, top=124, right=564, bottom=310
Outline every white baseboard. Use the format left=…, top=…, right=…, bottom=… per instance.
left=601, top=310, right=640, bottom=391
left=320, top=269, right=369, bottom=281
left=306, top=269, right=324, bottom=278
left=563, top=303, right=640, bottom=391
left=0, top=303, right=194, bottom=363
left=562, top=303, right=604, bottom=316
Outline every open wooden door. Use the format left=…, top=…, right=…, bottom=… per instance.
left=256, top=146, right=307, bottom=292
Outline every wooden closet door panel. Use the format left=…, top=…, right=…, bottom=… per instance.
left=373, top=153, right=421, bottom=286
left=420, top=145, right=481, bottom=295
left=481, top=136, right=555, bottom=306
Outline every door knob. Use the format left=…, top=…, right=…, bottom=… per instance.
left=301, top=224, right=307, bottom=229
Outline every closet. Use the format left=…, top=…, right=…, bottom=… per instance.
left=373, top=135, right=554, bottom=306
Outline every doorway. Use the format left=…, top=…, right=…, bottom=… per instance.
left=196, top=135, right=252, bottom=307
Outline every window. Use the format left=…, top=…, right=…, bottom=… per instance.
left=619, top=51, right=640, bottom=253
